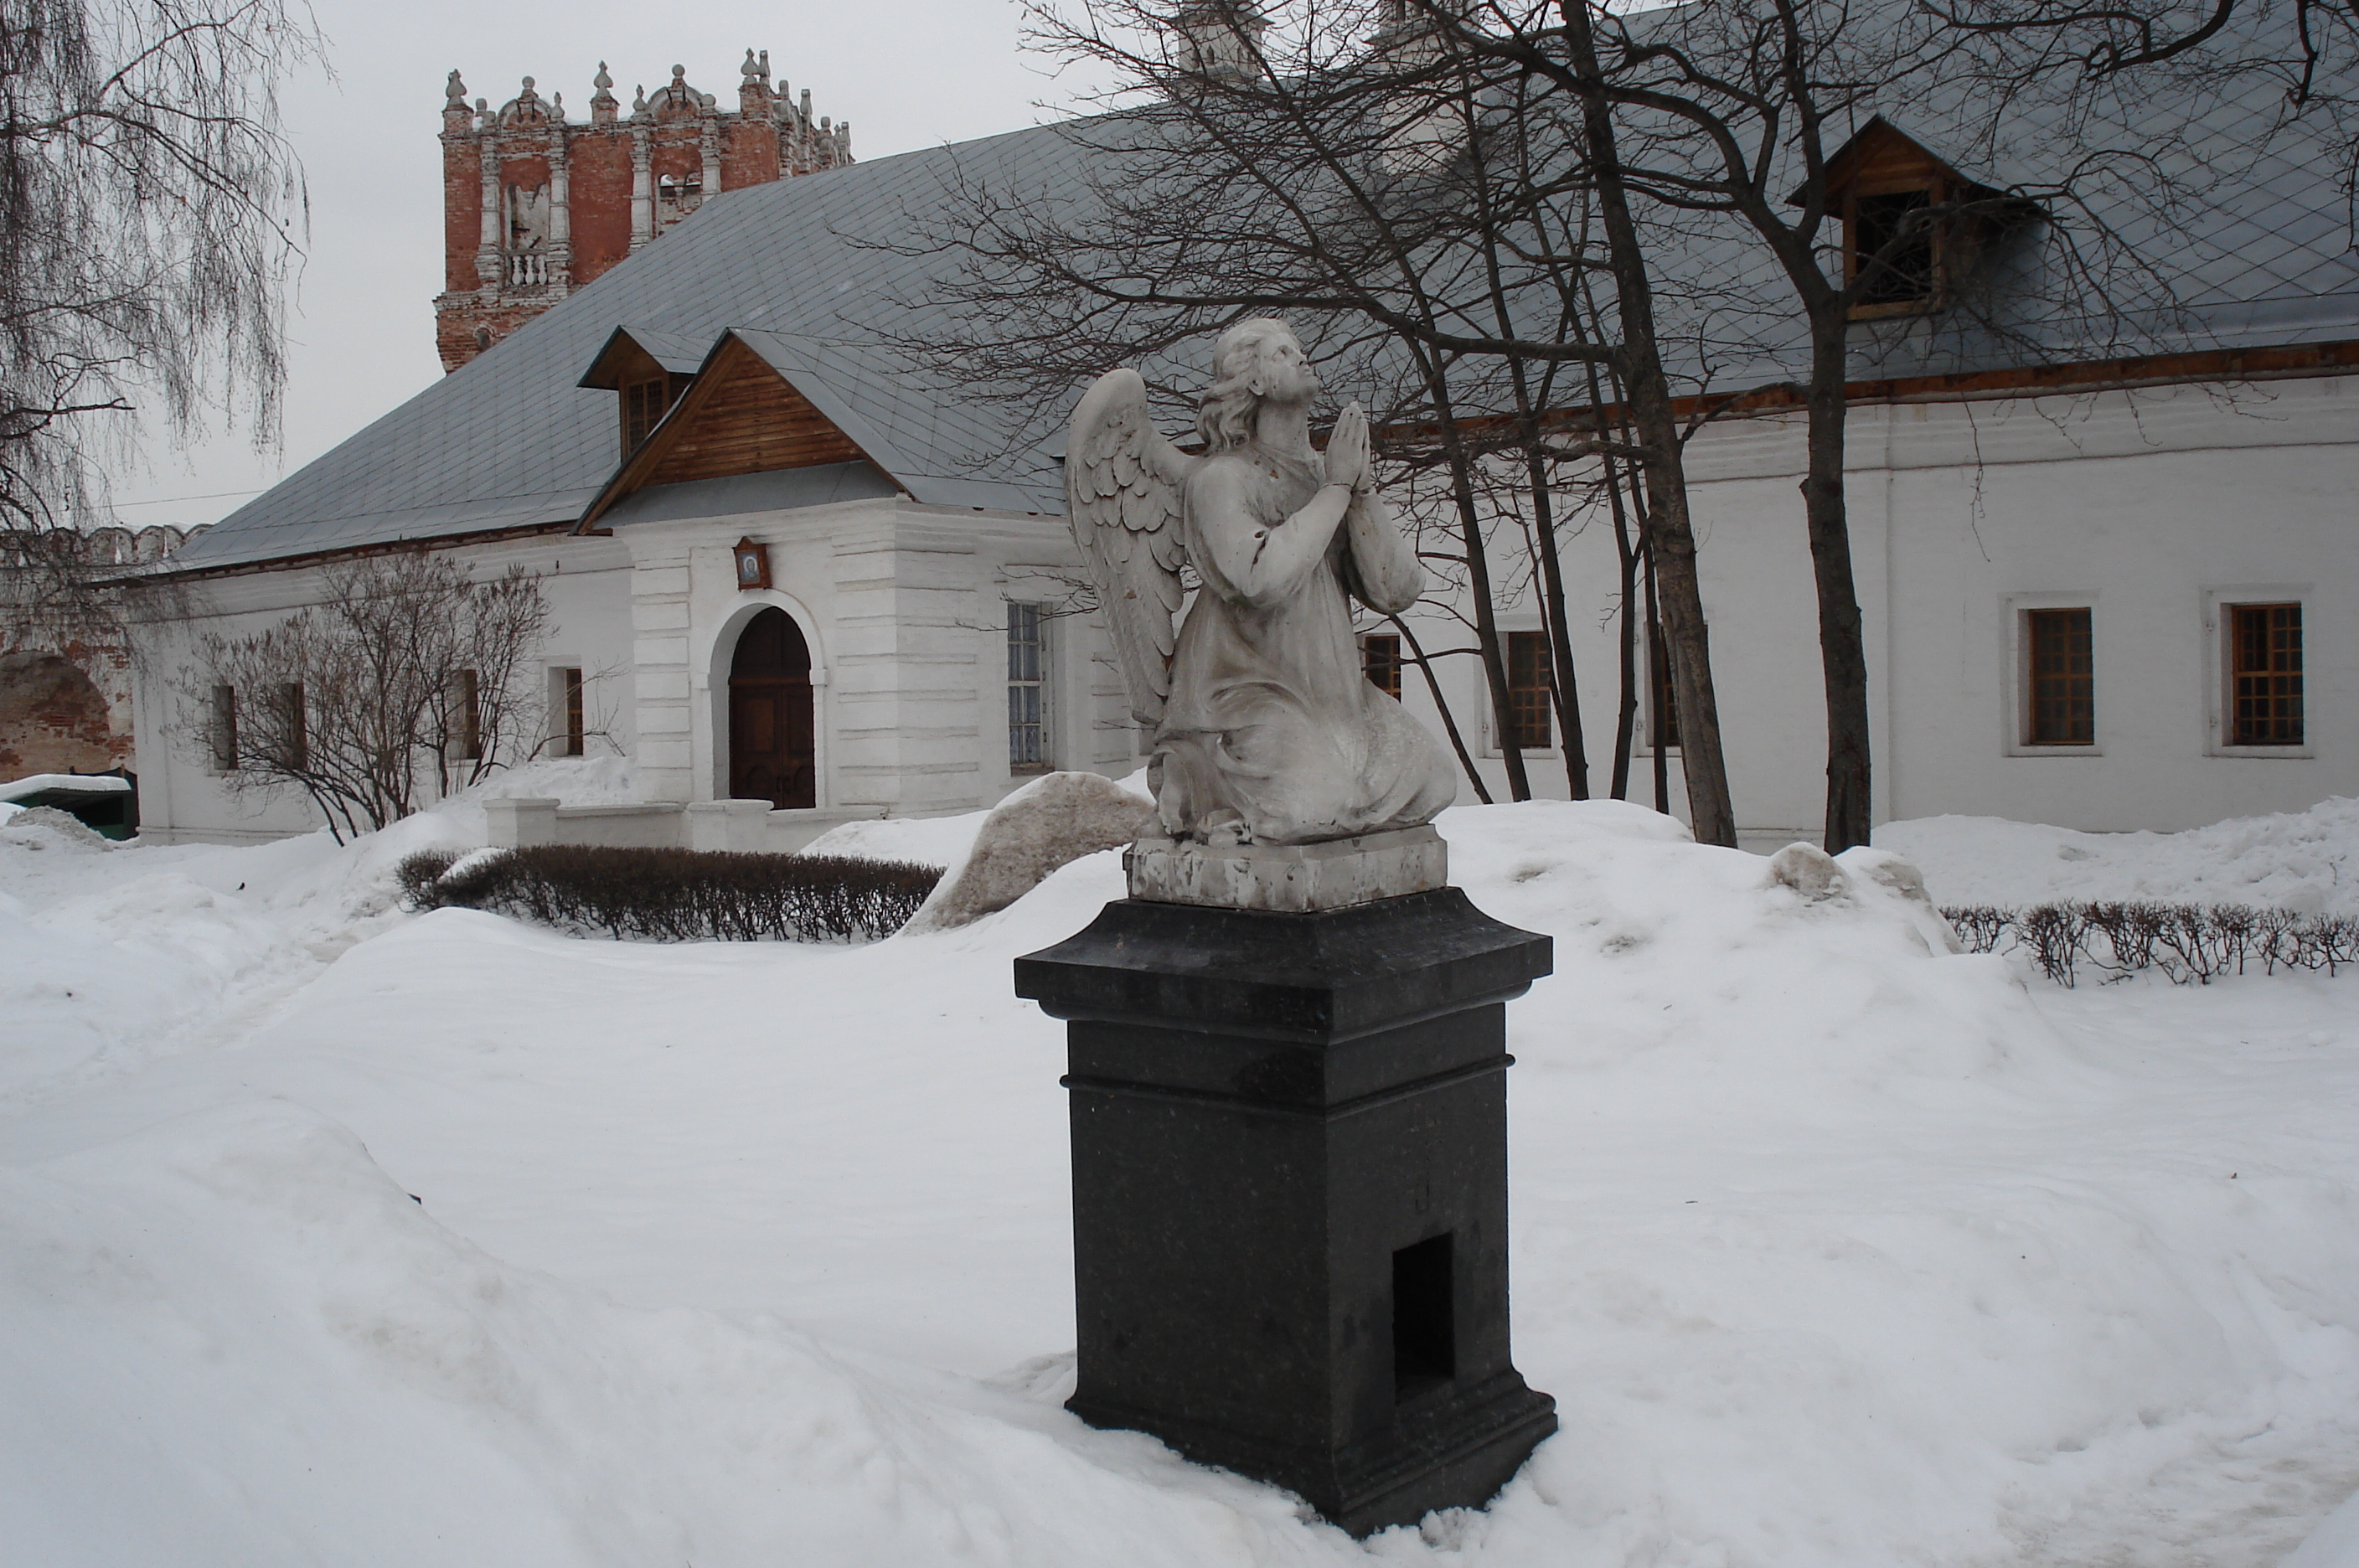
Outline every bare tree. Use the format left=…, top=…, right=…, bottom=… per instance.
left=1405, top=0, right=2335, bottom=848
left=896, top=0, right=1743, bottom=832
left=183, top=549, right=550, bottom=841
left=1, top=0, right=321, bottom=623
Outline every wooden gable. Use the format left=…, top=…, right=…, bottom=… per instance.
left=1824, top=119, right=1957, bottom=202
left=641, top=338, right=866, bottom=486
left=581, top=335, right=879, bottom=526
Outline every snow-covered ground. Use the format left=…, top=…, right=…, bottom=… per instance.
left=4, top=788, right=2358, bottom=1566
left=1878, top=799, right=2359, bottom=916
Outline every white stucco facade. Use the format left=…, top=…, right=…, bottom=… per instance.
left=1394, top=373, right=2356, bottom=838
left=128, top=497, right=1144, bottom=848
left=129, top=372, right=2354, bottom=848
left=129, top=533, right=640, bottom=843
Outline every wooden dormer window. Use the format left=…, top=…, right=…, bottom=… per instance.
left=622, top=374, right=685, bottom=453
left=580, top=328, right=704, bottom=459
left=1824, top=121, right=2007, bottom=321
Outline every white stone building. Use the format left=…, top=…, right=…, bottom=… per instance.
left=126, top=79, right=2358, bottom=847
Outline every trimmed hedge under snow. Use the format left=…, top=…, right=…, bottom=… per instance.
left=1944, top=900, right=2359, bottom=987
left=397, top=845, right=943, bottom=943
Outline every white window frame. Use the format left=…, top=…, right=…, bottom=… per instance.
left=546, top=663, right=586, bottom=758
left=1480, top=622, right=1561, bottom=757
left=2204, top=585, right=2315, bottom=759
left=2004, top=591, right=2103, bottom=758
left=208, top=683, right=239, bottom=773
left=1006, top=601, right=1053, bottom=776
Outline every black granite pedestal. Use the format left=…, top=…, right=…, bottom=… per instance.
left=1014, top=888, right=1557, bottom=1536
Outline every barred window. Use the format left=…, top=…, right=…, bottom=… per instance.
left=1851, top=188, right=1937, bottom=307
left=453, top=668, right=483, bottom=760
left=209, top=683, right=238, bottom=771
left=2025, top=608, right=2094, bottom=745
left=621, top=375, right=683, bottom=453
left=1506, top=631, right=1551, bottom=750
left=1008, top=603, right=1049, bottom=772
left=2229, top=603, right=2303, bottom=746
left=550, top=667, right=585, bottom=758
left=281, top=683, right=307, bottom=770
left=1362, top=633, right=1402, bottom=699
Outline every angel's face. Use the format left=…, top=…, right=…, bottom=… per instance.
left=1254, top=330, right=1321, bottom=404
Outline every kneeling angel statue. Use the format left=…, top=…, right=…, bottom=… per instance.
left=1066, top=318, right=1458, bottom=847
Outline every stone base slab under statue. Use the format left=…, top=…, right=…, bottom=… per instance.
left=1015, top=886, right=1558, bottom=1536
left=1123, top=824, right=1448, bottom=912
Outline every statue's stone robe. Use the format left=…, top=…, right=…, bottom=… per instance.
left=1151, top=446, right=1457, bottom=843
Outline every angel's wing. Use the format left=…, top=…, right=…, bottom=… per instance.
left=1066, top=367, right=1190, bottom=727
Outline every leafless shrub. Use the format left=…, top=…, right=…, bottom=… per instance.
left=1945, top=901, right=2359, bottom=986
left=180, top=547, right=550, bottom=841
left=397, top=846, right=943, bottom=944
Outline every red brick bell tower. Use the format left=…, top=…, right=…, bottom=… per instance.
left=434, top=52, right=854, bottom=373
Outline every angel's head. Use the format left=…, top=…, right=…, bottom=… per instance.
left=1196, top=317, right=1319, bottom=451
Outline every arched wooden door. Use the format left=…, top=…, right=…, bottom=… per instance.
left=727, top=608, right=815, bottom=808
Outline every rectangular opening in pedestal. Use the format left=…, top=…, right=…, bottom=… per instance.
left=1392, top=1233, right=1456, bottom=1401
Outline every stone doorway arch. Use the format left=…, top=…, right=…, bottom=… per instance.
left=725, top=607, right=815, bottom=809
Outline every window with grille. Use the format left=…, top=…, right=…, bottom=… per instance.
left=453, top=668, right=482, bottom=760
left=1362, top=633, right=1402, bottom=699
left=209, top=684, right=238, bottom=771
left=2229, top=603, right=2303, bottom=745
left=1649, top=629, right=1681, bottom=750
left=1851, top=188, right=1938, bottom=307
left=1506, top=631, right=1551, bottom=750
left=281, top=683, right=307, bottom=770
left=2025, top=607, right=2094, bottom=745
left=621, top=376, right=681, bottom=453
left=550, top=667, right=585, bottom=757
left=1008, top=604, right=1050, bottom=772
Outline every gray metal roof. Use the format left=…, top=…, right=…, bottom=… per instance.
left=173, top=32, right=2359, bottom=574
left=174, top=120, right=1087, bottom=572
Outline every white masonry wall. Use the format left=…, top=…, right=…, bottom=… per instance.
left=127, top=532, right=637, bottom=844
left=623, top=497, right=1139, bottom=846
left=1391, top=372, right=2359, bottom=838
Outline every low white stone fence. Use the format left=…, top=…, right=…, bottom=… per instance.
left=482, top=798, right=874, bottom=856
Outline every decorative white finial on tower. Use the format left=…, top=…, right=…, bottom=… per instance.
left=445, top=69, right=467, bottom=106
left=742, top=48, right=760, bottom=82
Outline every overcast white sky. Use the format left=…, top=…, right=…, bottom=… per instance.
left=110, top=0, right=1100, bottom=531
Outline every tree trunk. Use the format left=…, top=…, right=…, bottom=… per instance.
left=1643, top=534, right=1670, bottom=813
left=1606, top=451, right=1641, bottom=802
left=1559, top=0, right=1737, bottom=845
left=1802, top=312, right=1873, bottom=852
left=1524, top=450, right=1589, bottom=798
left=1430, top=379, right=1532, bottom=802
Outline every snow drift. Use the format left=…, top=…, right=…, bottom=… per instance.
left=3, top=794, right=2357, bottom=1565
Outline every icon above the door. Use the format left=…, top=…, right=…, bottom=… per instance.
left=732, top=538, right=771, bottom=590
